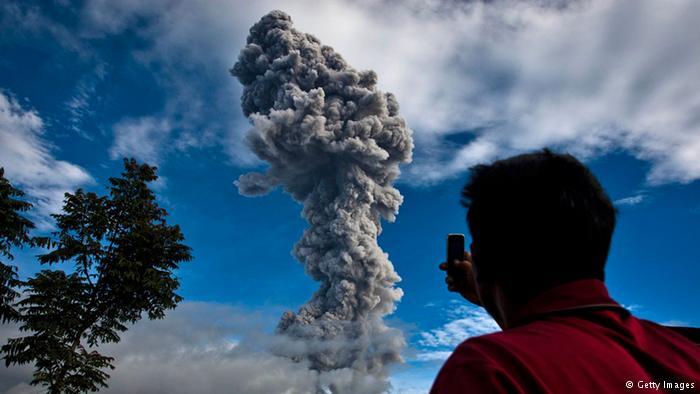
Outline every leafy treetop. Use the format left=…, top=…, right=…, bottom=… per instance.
left=2, top=159, right=192, bottom=394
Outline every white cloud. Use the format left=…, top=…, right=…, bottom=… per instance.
left=8, top=1, right=699, bottom=185
left=389, top=366, right=438, bottom=394
left=283, top=0, right=700, bottom=186
left=0, top=302, right=319, bottom=394
left=65, top=62, right=108, bottom=139
left=82, top=0, right=266, bottom=167
left=76, top=0, right=700, bottom=186
left=414, top=303, right=499, bottom=362
left=0, top=301, right=401, bottom=394
left=413, top=350, right=454, bottom=362
left=109, top=116, right=171, bottom=164
left=0, top=91, right=92, bottom=229
left=660, top=319, right=689, bottom=327
left=419, top=305, right=500, bottom=348
left=614, top=194, right=645, bottom=206
left=0, top=2, right=89, bottom=57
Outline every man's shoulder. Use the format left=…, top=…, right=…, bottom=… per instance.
left=454, top=330, right=509, bottom=353
left=449, top=317, right=598, bottom=365
left=450, top=333, right=501, bottom=362
left=431, top=324, right=566, bottom=393
left=454, top=320, right=556, bottom=353
left=452, top=313, right=700, bottom=368
left=447, top=329, right=532, bottom=367
left=431, top=332, right=517, bottom=393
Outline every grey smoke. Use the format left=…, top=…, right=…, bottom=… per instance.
left=232, top=10, right=413, bottom=393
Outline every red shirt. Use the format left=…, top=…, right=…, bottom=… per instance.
left=431, top=279, right=700, bottom=393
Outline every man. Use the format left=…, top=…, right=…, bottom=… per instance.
left=432, top=150, right=700, bottom=393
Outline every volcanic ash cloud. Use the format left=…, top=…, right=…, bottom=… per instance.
left=231, top=10, right=414, bottom=392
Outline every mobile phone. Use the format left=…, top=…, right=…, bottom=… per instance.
left=447, top=233, right=465, bottom=272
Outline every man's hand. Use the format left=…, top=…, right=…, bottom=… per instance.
left=439, top=252, right=482, bottom=306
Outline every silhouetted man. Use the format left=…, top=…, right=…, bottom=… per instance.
left=432, top=150, right=700, bottom=393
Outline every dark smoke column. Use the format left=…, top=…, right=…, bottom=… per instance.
left=232, top=10, right=413, bottom=390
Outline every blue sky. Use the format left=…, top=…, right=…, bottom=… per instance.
left=1, top=1, right=699, bottom=393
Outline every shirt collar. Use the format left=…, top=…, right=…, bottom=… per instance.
left=509, top=279, right=625, bottom=327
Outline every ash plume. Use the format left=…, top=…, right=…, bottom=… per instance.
left=231, top=10, right=413, bottom=393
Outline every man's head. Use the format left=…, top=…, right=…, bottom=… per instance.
left=461, top=149, right=616, bottom=310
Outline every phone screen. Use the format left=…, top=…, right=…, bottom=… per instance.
left=447, top=233, right=465, bottom=271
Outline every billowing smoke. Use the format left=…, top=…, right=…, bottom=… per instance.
left=231, top=10, right=413, bottom=393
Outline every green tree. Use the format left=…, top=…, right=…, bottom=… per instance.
left=2, top=159, right=192, bottom=393
left=0, top=167, right=36, bottom=324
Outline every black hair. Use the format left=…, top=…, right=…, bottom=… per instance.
left=461, top=149, right=616, bottom=291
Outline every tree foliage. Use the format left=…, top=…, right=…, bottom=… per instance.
left=2, top=159, right=192, bottom=393
left=0, top=167, right=37, bottom=323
